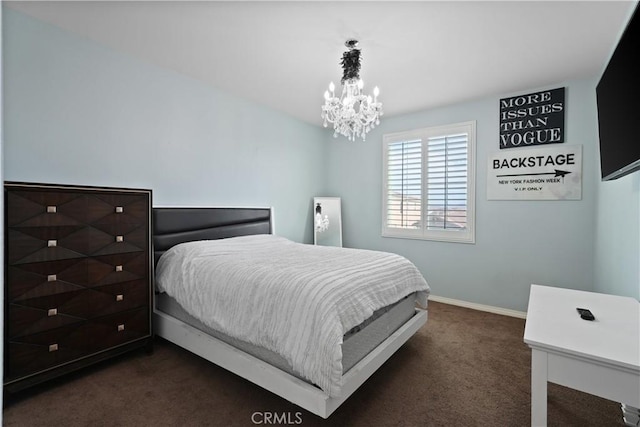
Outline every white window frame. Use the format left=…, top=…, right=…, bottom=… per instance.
left=381, top=120, right=476, bottom=244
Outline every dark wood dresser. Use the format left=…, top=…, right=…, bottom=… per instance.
left=4, top=182, right=153, bottom=393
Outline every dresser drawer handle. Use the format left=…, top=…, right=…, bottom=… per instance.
left=117, top=324, right=125, bottom=332
left=115, top=265, right=123, bottom=272
left=116, top=235, right=124, bottom=243
left=48, top=240, right=57, bottom=247
left=115, top=206, right=124, bottom=213
left=49, top=344, right=59, bottom=352
left=116, top=294, right=124, bottom=302
left=47, top=206, right=57, bottom=213
left=47, top=274, right=57, bottom=282
left=48, top=308, right=58, bottom=317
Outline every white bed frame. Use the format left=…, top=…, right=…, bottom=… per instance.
left=154, top=307, right=427, bottom=418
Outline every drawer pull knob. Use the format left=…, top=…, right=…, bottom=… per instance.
left=116, top=294, right=124, bottom=302
left=48, top=240, right=57, bottom=247
left=47, top=274, right=57, bottom=282
left=47, top=206, right=57, bottom=213
left=49, top=344, right=59, bottom=352
left=115, top=265, right=123, bottom=272
left=117, top=324, right=125, bottom=332
left=48, top=308, right=58, bottom=317
left=115, top=206, right=124, bottom=213
left=116, top=235, right=124, bottom=243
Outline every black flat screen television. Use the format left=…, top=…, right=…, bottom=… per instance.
left=596, top=4, right=640, bottom=181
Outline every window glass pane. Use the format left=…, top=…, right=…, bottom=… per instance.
left=386, top=139, right=421, bottom=229
left=426, top=133, right=468, bottom=231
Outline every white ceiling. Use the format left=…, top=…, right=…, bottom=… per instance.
left=6, top=1, right=637, bottom=126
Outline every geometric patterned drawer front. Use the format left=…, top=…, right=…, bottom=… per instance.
left=7, top=263, right=86, bottom=301
left=6, top=228, right=84, bottom=265
left=8, top=291, right=92, bottom=339
left=6, top=190, right=84, bottom=227
left=4, top=182, right=152, bottom=389
left=6, top=322, right=88, bottom=381
left=88, top=193, right=148, bottom=225
left=83, top=307, right=149, bottom=353
left=91, top=252, right=147, bottom=285
left=90, top=279, right=149, bottom=317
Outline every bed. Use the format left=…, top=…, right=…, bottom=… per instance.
left=152, top=207, right=429, bottom=418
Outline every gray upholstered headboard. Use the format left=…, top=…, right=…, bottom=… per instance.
left=152, top=207, right=272, bottom=266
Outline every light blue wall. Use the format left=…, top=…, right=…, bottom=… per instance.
left=4, top=8, right=638, bottom=313
left=2, top=8, right=326, bottom=243
left=594, top=172, right=640, bottom=299
left=325, top=80, right=601, bottom=312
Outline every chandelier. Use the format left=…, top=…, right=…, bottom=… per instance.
left=321, top=39, right=383, bottom=141
left=315, top=202, right=330, bottom=233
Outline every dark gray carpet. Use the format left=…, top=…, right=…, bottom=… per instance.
left=3, top=301, right=623, bottom=426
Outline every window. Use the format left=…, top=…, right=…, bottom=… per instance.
left=382, top=121, right=476, bottom=243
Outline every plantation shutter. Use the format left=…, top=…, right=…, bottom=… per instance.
left=426, top=133, right=468, bottom=230
left=385, top=139, right=422, bottom=230
left=382, top=121, right=475, bottom=243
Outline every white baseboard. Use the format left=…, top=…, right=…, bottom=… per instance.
left=428, top=295, right=527, bottom=319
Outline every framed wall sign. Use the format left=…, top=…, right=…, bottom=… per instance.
left=499, top=87, right=565, bottom=149
left=487, top=145, right=582, bottom=200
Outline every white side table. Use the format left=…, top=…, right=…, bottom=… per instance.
left=524, top=284, right=640, bottom=426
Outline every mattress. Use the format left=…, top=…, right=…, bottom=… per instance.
left=155, top=291, right=421, bottom=382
